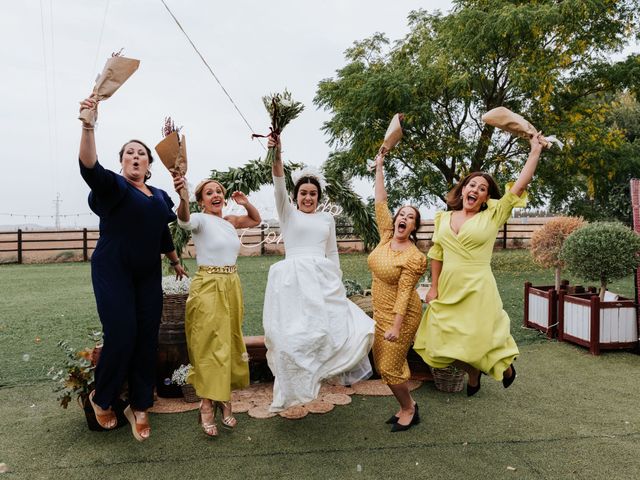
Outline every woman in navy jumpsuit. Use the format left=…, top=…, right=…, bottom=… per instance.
left=79, top=96, right=185, bottom=441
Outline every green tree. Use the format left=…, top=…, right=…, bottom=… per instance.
left=545, top=92, right=640, bottom=223
left=314, top=0, right=640, bottom=211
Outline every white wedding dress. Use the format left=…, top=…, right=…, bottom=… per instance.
left=263, top=175, right=375, bottom=411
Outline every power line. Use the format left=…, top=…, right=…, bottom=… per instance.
left=159, top=0, right=266, bottom=151
left=39, top=0, right=55, bottom=181
left=49, top=0, right=59, bottom=194
left=91, top=0, right=111, bottom=82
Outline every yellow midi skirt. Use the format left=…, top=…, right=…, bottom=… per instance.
left=185, top=270, right=249, bottom=401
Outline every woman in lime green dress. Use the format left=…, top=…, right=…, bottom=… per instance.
left=414, top=133, right=544, bottom=396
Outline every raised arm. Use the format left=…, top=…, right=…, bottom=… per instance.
left=225, top=191, right=262, bottom=229
left=78, top=97, right=98, bottom=169
left=270, top=134, right=284, bottom=178
left=509, top=132, right=544, bottom=197
left=374, top=150, right=387, bottom=203
left=173, top=174, right=190, bottom=223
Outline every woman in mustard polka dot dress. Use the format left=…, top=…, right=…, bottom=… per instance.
left=367, top=151, right=427, bottom=432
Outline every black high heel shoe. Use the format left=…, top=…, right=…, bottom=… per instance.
left=466, top=371, right=482, bottom=397
left=502, top=364, right=516, bottom=389
left=390, top=404, right=420, bottom=432
left=385, top=415, right=399, bottom=424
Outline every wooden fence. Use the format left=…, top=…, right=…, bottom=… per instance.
left=0, top=218, right=550, bottom=264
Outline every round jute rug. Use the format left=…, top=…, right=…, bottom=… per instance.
left=149, top=380, right=422, bottom=418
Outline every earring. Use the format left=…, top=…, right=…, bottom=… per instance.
left=481, top=201, right=487, bottom=209
left=145, top=170, right=152, bottom=180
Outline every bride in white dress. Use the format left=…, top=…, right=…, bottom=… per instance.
left=263, top=135, right=375, bottom=412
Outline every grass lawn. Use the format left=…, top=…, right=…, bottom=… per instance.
left=1, top=251, right=639, bottom=479
left=0, top=250, right=635, bottom=387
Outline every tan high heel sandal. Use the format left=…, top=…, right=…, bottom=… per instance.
left=198, top=400, right=218, bottom=437
left=88, top=390, right=117, bottom=430
left=123, top=406, right=151, bottom=442
left=216, top=401, right=237, bottom=429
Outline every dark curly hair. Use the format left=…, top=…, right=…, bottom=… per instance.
left=293, top=176, right=322, bottom=207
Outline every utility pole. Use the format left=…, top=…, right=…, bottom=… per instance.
left=53, top=192, right=62, bottom=229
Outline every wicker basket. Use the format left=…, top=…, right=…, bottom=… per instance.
left=430, top=366, right=464, bottom=393
left=180, top=384, right=200, bottom=403
left=161, top=293, right=188, bottom=325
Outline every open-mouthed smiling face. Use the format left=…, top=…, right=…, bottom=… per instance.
left=461, top=176, right=490, bottom=213
left=394, top=206, right=417, bottom=241
left=200, top=181, right=225, bottom=216
left=120, top=142, right=149, bottom=182
left=296, top=182, right=319, bottom=214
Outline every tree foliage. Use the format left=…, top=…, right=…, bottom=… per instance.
left=530, top=216, right=586, bottom=289
left=314, top=0, right=640, bottom=212
left=559, top=221, right=640, bottom=298
left=208, top=158, right=380, bottom=249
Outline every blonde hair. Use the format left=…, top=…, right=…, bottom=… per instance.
left=194, top=180, right=227, bottom=203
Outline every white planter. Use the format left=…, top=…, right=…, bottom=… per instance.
left=558, top=291, right=638, bottom=355
left=524, top=283, right=558, bottom=338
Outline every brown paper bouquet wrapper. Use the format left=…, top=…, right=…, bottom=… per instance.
left=380, top=113, right=404, bottom=153
left=78, top=56, right=140, bottom=127
left=155, top=132, right=189, bottom=202
left=481, top=107, right=551, bottom=148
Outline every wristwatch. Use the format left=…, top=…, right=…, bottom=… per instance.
left=169, top=260, right=180, bottom=267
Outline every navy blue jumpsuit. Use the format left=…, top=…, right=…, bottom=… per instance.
left=80, top=160, right=176, bottom=411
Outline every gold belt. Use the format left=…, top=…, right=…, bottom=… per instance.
left=198, top=265, right=237, bottom=274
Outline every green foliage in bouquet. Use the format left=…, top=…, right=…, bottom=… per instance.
left=254, top=90, right=305, bottom=165
left=47, top=331, right=102, bottom=408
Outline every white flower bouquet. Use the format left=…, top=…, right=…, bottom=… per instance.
left=252, top=89, right=304, bottom=165
left=161, top=275, right=192, bottom=295
left=170, top=363, right=192, bottom=386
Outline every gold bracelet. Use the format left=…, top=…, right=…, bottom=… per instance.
left=82, top=125, right=94, bottom=131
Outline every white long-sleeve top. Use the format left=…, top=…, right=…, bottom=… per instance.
left=273, top=174, right=339, bottom=268
left=177, top=212, right=240, bottom=266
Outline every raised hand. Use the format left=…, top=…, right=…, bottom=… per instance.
left=267, top=133, right=281, bottom=150
left=230, top=191, right=249, bottom=206
left=173, top=174, right=187, bottom=195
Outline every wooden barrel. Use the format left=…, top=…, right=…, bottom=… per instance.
left=156, top=293, right=190, bottom=398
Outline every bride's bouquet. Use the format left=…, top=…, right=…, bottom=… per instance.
left=155, top=117, right=189, bottom=202
left=78, top=49, right=140, bottom=127
left=252, top=90, right=304, bottom=165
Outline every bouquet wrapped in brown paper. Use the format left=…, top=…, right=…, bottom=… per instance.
left=78, top=50, right=140, bottom=127
left=155, top=117, right=189, bottom=202
left=482, top=107, right=563, bottom=149
left=367, top=113, right=404, bottom=170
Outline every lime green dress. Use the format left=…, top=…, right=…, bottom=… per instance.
left=413, top=188, right=526, bottom=380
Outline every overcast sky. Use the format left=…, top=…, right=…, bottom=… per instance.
left=1, top=0, right=455, bottom=228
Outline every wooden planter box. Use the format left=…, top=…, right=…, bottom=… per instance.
left=558, top=291, right=638, bottom=355
left=524, top=283, right=558, bottom=338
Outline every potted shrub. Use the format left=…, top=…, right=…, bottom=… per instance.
left=525, top=216, right=585, bottom=337
left=557, top=222, right=640, bottom=354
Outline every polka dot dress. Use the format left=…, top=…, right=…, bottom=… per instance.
left=367, top=202, right=427, bottom=385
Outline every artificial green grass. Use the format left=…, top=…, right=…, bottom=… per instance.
left=1, top=342, right=639, bottom=479
left=1, top=251, right=639, bottom=478
left=1, top=251, right=635, bottom=387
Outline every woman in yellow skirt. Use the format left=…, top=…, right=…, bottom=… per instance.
left=174, top=176, right=261, bottom=436
left=413, top=133, right=545, bottom=396
left=367, top=152, right=427, bottom=432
